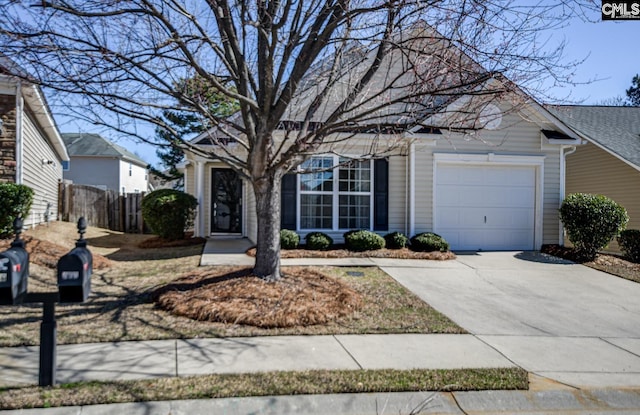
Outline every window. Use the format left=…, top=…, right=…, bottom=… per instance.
left=129, top=163, right=132, bottom=177
left=61, top=160, right=70, bottom=171
left=299, top=156, right=372, bottom=230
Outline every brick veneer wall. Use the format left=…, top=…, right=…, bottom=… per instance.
left=0, top=94, right=16, bottom=182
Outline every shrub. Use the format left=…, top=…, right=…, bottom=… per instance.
left=0, top=183, right=33, bottom=238
left=559, top=193, right=628, bottom=261
left=618, top=229, right=640, bottom=263
left=410, top=232, right=449, bottom=252
left=384, top=232, right=409, bottom=249
left=344, top=230, right=385, bottom=252
left=280, top=229, right=300, bottom=249
left=141, top=189, right=198, bottom=240
left=305, top=232, right=333, bottom=250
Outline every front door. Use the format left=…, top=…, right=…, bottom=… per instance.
left=211, top=169, right=242, bottom=234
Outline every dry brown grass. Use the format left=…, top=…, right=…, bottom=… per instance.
left=0, top=221, right=463, bottom=346
left=155, top=267, right=362, bottom=327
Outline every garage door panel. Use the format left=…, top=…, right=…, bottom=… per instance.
left=435, top=163, right=536, bottom=251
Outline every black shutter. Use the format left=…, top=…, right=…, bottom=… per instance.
left=281, top=173, right=297, bottom=230
left=374, top=158, right=389, bottom=231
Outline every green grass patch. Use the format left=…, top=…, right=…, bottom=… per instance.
left=0, top=368, right=528, bottom=410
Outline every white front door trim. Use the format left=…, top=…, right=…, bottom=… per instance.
left=432, top=152, right=545, bottom=250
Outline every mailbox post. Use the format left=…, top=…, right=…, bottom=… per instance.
left=0, top=218, right=29, bottom=305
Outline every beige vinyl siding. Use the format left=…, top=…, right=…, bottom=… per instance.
left=413, top=145, right=434, bottom=234
left=21, top=109, right=63, bottom=228
left=387, top=155, right=407, bottom=233
left=420, top=111, right=562, bottom=247
left=566, top=143, right=640, bottom=252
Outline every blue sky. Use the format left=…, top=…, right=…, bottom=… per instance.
left=544, top=16, right=640, bottom=104
left=63, top=8, right=640, bottom=168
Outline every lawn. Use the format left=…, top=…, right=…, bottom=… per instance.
left=0, top=221, right=528, bottom=409
left=0, top=221, right=463, bottom=347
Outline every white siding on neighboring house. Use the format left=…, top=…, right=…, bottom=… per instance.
left=21, top=109, right=63, bottom=227
left=119, top=160, right=148, bottom=193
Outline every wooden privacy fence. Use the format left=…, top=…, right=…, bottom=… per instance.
left=58, top=182, right=145, bottom=233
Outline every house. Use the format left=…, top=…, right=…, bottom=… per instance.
left=0, top=57, right=69, bottom=228
left=61, top=133, right=149, bottom=194
left=547, top=105, right=640, bottom=251
left=181, top=30, right=588, bottom=251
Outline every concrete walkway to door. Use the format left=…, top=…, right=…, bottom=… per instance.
left=382, top=251, right=640, bottom=389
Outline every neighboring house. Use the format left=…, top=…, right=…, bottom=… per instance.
left=547, top=105, right=640, bottom=251
left=0, top=57, right=69, bottom=228
left=61, top=133, right=149, bottom=194
left=181, top=29, right=589, bottom=251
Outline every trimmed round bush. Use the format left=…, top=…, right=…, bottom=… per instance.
left=559, top=193, right=628, bottom=261
left=384, top=232, right=409, bottom=249
left=618, top=229, right=640, bottom=263
left=410, top=232, right=449, bottom=252
left=0, top=183, right=33, bottom=238
left=344, top=230, right=385, bottom=252
left=141, top=189, right=198, bottom=240
left=280, top=229, right=300, bottom=249
left=305, top=232, right=333, bottom=250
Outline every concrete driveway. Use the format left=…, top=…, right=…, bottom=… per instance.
left=381, top=251, right=640, bottom=388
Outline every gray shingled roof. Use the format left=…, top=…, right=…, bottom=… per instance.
left=547, top=105, right=640, bottom=169
left=61, top=133, right=148, bottom=167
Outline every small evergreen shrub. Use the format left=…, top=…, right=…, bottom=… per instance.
left=410, top=232, right=449, bottom=252
left=141, top=189, right=198, bottom=240
left=305, top=232, right=333, bottom=250
left=280, top=229, right=300, bottom=249
left=618, top=229, right=640, bottom=263
left=384, top=232, right=409, bottom=249
left=0, top=183, right=33, bottom=238
left=344, top=230, right=385, bottom=252
left=559, top=193, right=628, bottom=261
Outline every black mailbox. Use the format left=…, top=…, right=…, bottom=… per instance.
left=57, top=218, right=92, bottom=303
left=0, top=244, right=29, bottom=305
left=0, top=218, right=29, bottom=305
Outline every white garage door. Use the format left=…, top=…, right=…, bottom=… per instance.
left=435, top=164, right=536, bottom=251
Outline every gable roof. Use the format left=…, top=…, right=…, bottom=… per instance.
left=0, top=56, right=69, bottom=162
left=61, top=133, right=148, bottom=167
left=546, top=105, right=640, bottom=170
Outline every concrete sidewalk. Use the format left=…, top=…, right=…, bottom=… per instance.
left=0, top=334, right=513, bottom=386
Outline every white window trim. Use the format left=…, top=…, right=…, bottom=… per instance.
left=296, top=155, right=375, bottom=232
left=432, top=152, right=546, bottom=250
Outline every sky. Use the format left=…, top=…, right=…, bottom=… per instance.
left=56, top=6, right=640, bottom=169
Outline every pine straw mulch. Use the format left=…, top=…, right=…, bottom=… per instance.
left=541, top=244, right=640, bottom=283
left=246, top=247, right=455, bottom=260
left=153, top=267, right=363, bottom=328
left=0, top=235, right=112, bottom=270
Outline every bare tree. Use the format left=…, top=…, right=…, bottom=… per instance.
left=0, top=0, right=596, bottom=280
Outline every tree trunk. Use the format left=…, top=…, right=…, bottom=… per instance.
left=252, top=172, right=283, bottom=281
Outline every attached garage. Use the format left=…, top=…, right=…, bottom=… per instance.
left=433, top=153, right=545, bottom=251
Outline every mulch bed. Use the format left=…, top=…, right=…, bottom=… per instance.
left=153, top=267, right=363, bottom=328
left=0, top=235, right=112, bottom=270
left=247, top=247, right=455, bottom=260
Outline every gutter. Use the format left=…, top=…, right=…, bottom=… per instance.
left=409, top=142, right=415, bottom=237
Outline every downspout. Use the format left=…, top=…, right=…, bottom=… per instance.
left=409, top=141, right=416, bottom=237
left=15, top=81, right=23, bottom=184
left=559, top=145, right=577, bottom=245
